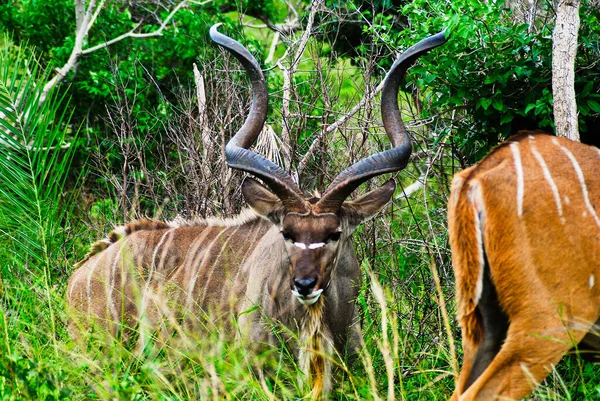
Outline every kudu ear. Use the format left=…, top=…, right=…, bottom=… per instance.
left=242, top=177, right=285, bottom=223
left=341, top=179, right=396, bottom=228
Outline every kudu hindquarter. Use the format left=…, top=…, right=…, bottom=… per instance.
left=67, top=25, right=447, bottom=397
left=449, top=132, right=600, bottom=400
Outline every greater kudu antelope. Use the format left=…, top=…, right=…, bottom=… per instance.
left=67, top=25, right=447, bottom=397
left=448, top=132, right=600, bottom=400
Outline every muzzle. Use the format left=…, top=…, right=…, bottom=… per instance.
left=291, top=288, right=323, bottom=305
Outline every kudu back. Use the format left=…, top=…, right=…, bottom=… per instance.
left=67, top=25, right=447, bottom=398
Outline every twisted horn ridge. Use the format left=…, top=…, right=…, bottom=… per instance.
left=316, top=30, right=447, bottom=213
left=209, top=24, right=307, bottom=212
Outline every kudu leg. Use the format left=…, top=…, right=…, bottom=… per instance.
left=577, top=317, right=600, bottom=362
left=451, top=261, right=510, bottom=399
left=455, top=315, right=591, bottom=401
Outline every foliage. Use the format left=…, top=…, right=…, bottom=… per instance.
left=396, top=0, right=600, bottom=159
left=0, top=36, right=79, bottom=277
left=0, top=35, right=79, bottom=400
left=326, top=0, right=600, bottom=159
left=0, top=0, right=228, bottom=133
left=0, top=353, right=72, bottom=400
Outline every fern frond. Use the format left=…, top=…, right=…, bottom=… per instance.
left=0, top=35, right=79, bottom=276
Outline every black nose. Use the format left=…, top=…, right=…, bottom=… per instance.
left=294, top=277, right=317, bottom=296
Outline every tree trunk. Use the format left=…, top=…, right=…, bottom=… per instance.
left=552, top=0, right=581, bottom=142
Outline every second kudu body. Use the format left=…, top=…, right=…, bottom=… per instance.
left=67, top=25, right=446, bottom=397
left=449, top=132, right=600, bottom=400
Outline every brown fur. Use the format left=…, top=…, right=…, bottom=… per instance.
left=448, top=131, right=600, bottom=400
left=75, top=219, right=170, bottom=269
left=67, top=182, right=393, bottom=399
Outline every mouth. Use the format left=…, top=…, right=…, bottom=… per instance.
left=291, top=288, right=323, bottom=305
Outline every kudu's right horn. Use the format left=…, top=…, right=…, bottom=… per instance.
left=315, top=31, right=447, bottom=213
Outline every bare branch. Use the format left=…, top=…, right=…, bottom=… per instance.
left=40, top=0, right=190, bottom=104
left=41, top=0, right=104, bottom=102
left=265, top=31, right=280, bottom=64
left=245, top=14, right=302, bottom=35
left=85, top=0, right=106, bottom=37
left=193, top=63, right=211, bottom=160
left=75, top=0, right=85, bottom=32
left=398, top=171, right=427, bottom=199
left=296, top=77, right=385, bottom=176
left=277, top=60, right=293, bottom=165
left=290, top=0, right=322, bottom=70
left=277, top=0, right=324, bottom=171
left=82, top=0, right=190, bottom=55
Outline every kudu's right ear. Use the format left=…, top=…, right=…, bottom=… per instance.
left=341, top=179, right=396, bottom=229
left=242, top=177, right=285, bottom=223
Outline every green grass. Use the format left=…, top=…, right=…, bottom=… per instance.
left=0, top=269, right=458, bottom=400
left=1, top=256, right=598, bottom=400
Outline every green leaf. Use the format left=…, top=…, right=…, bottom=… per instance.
left=239, top=305, right=260, bottom=316
left=500, top=112, right=514, bottom=125
left=580, top=81, right=594, bottom=97
left=484, top=74, right=496, bottom=84
left=480, top=98, right=492, bottom=110
left=524, top=103, right=536, bottom=114
left=587, top=100, right=600, bottom=113
left=492, top=97, right=504, bottom=111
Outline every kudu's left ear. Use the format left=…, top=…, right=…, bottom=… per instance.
left=242, top=177, right=285, bottom=222
left=341, top=179, right=396, bottom=228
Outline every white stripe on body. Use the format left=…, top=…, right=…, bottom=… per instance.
left=200, top=225, right=243, bottom=306
left=554, top=139, right=600, bottom=228
left=107, top=237, right=131, bottom=324
left=528, top=137, right=563, bottom=218
left=223, top=221, right=267, bottom=304
left=510, top=142, right=525, bottom=217
left=84, top=254, right=104, bottom=314
left=185, top=228, right=229, bottom=311
left=468, top=182, right=486, bottom=305
left=174, top=227, right=215, bottom=313
left=142, top=228, right=177, bottom=316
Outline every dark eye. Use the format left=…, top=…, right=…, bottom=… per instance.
left=281, top=231, right=294, bottom=242
left=327, top=232, right=342, bottom=243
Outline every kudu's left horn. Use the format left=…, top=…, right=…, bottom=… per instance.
left=209, top=24, right=307, bottom=212
left=315, top=31, right=447, bottom=213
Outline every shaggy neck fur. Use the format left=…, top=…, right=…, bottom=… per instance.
left=298, top=297, right=334, bottom=399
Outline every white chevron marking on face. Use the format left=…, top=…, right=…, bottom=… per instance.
left=293, top=242, right=326, bottom=250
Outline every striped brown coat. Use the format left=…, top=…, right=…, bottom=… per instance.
left=448, top=132, right=600, bottom=400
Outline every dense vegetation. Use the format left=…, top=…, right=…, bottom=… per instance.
left=0, top=0, right=599, bottom=399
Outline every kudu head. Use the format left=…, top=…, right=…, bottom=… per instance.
left=210, top=24, right=446, bottom=305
